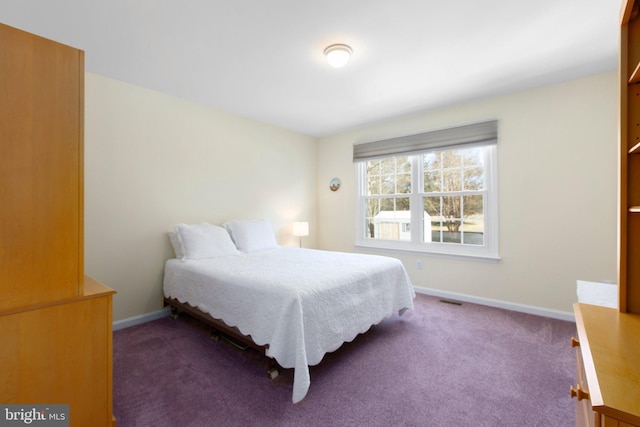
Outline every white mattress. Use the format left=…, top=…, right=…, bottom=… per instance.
left=163, top=247, right=415, bottom=403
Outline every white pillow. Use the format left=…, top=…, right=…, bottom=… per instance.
left=223, top=219, right=278, bottom=253
left=173, top=223, right=240, bottom=260
left=168, top=230, right=184, bottom=259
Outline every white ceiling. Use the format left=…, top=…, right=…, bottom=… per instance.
left=1, top=0, right=621, bottom=137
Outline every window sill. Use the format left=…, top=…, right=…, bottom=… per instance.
left=354, top=243, right=501, bottom=263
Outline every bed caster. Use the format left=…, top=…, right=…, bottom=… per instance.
left=267, top=367, right=279, bottom=380
left=267, top=360, right=280, bottom=380
left=169, top=307, right=180, bottom=320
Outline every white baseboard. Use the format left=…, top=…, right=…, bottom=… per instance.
left=112, top=287, right=575, bottom=331
left=113, top=307, right=171, bottom=331
left=414, top=286, right=575, bottom=322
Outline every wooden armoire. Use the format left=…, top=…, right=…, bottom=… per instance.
left=0, top=23, right=116, bottom=426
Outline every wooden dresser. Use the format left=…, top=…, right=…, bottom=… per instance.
left=570, top=0, right=640, bottom=426
left=572, top=304, right=640, bottom=426
left=0, top=23, right=116, bottom=426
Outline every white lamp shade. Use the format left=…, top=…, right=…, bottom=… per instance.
left=292, top=222, right=309, bottom=237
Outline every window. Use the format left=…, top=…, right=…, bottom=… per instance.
left=354, top=121, right=499, bottom=260
left=364, top=156, right=412, bottom=241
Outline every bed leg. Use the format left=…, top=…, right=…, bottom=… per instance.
left=169, top=306, right=180, bottom=320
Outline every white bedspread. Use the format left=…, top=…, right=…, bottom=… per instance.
left=163, top=247, right=415, bottom=403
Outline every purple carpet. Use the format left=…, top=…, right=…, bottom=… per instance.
left=113, top=294, right=576, bottom=426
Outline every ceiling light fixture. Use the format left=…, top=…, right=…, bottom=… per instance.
left=324, top=43, right=352, bottom=68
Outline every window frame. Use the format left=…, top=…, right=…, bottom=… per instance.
left=355, top=144, right=499, bottom=261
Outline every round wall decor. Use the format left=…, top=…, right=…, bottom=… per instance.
left=329, top=177, right=341, bottom=191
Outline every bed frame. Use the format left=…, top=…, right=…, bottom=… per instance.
left=163, top=296, right=281, bottom=378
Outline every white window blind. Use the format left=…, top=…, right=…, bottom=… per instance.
left=353, top=120, right=498, bottom=162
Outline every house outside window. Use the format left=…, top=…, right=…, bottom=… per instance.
left=354, top=121, right=499, bottom=261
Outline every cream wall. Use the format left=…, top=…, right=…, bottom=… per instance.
left=84, top=70, right=616, bottom=321
left=84, top=73, right=317, bottom=321
left=317, top=71, right=618, bottom=315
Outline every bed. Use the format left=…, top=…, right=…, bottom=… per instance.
left=163, top=220, right=416, bottom=403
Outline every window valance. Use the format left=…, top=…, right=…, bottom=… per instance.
left=353, top=120, right=498, bottom=162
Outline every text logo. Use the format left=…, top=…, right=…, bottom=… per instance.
left=0, top=405, right=69, bottom=427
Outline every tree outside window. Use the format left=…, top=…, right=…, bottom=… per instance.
left=423, top=148, right=485, bottom=245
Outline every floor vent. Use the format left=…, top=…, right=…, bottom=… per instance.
left=439, top=299, right=463, bottom=306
